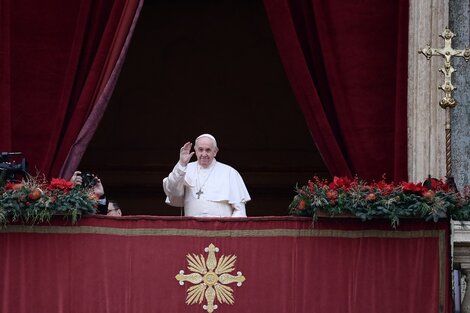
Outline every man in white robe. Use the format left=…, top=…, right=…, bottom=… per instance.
left=163, top=134, right=250, bottom=217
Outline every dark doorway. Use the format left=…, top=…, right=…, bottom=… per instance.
left=79, top=0, right=330, bottom=216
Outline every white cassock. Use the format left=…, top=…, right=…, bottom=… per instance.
left=163, top=159, right=250, bottom=217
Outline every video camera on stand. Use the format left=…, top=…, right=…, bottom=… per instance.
left=0, top=152, right=28, bottom=184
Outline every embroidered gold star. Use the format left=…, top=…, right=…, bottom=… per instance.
left=175, top=243, right=246, bottom=313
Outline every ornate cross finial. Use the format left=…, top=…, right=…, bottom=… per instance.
left=418, top=27, right=470, bottom=178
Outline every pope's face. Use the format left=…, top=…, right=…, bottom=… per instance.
left=195, top=137, right=218, bottom=168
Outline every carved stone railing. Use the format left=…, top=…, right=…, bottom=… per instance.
left=453, top=221, right=470, bottom=312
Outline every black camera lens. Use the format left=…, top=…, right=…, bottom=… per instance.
left=81, top=172, right=98, bottom=188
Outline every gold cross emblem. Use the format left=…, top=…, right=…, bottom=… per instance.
left=175, top=243, right=246, bottom=312
left=418, top=27, right=470, bottom=177
left=419, top=27, right=470, bottom=110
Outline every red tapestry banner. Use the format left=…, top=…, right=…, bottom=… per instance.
left=0, top=216, right=451, bottom=313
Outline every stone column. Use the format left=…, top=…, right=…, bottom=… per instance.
left=408, top=0, right=448, bottom=182
left=449, top=0, right=470, bottom=190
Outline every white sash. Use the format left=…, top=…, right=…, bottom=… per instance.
left=184, top=197, right=233, bottom=217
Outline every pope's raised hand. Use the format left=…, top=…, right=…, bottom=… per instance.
left=179, top=142, right=194, bottom=166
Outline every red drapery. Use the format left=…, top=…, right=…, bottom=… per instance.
left=263, top=0, right=409, bottom=182
left=0, top=216, right=452, bottom=313
left=0, top=0, right=142, bottom=179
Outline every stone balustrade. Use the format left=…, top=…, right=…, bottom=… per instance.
left=453, top=221, right=470, bottom=312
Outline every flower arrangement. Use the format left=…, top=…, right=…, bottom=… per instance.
left=289, top=175, right=470, bottom=227
left=0, top=175, right=98, bottom=226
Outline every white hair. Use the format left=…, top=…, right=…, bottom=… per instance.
left=195, top=133, right=217, bottom=148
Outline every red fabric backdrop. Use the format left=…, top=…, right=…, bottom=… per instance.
left=0, top=0, right=141, bottom=179
left=0, top=216, right=451, bottom=313
left=263, top=0, right=409, bottom=182
left=1, top=0, right=408, bottom=182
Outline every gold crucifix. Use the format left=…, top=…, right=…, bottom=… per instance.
left=418, top=27, right=470, bottom=178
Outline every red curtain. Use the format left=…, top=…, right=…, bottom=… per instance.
left=263, top=0, right=409, bottom=182
left=0, top=0, right=142, bottom=179
left=0, top=216, right=452, bottom=313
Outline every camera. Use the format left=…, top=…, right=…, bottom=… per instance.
left=0, top=152, right=28, bottom=184
left=81, top=172, right=98, bottom=188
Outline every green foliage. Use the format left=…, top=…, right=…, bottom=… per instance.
left=0, top=176, right=98, bottom=226
left=289, top=176, right=470, bottom=228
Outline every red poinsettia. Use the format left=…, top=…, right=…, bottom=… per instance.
left=401, top=182, right=427, bottom=194
left=371, top=180, right=395, bottom=196
left=48, top=178, right=74, bottom=191
left=328, top=176, right=354, bottom=191
left=429, top=178, right=450, bottom=192
left=4, top=182, right=17, bottom=190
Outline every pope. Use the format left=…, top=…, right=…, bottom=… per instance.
left=163, top=133, right=251, bottom=217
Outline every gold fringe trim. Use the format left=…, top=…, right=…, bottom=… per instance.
left=0, top=224, right=443, bottom=238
